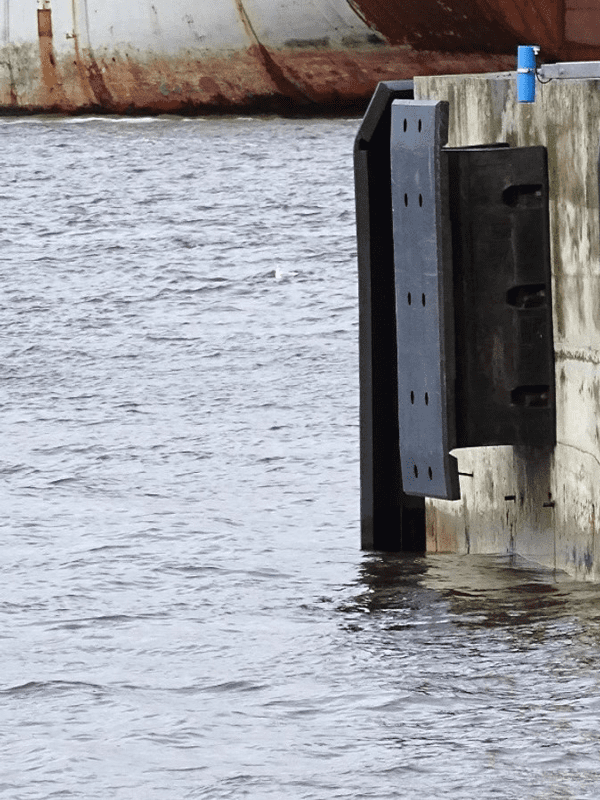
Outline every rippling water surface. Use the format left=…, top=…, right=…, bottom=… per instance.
left=2, top=115, right=600, bottom=799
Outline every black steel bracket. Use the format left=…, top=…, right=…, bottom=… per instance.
left=448, top=143, right=555, bottom=451
left=391, top=100, right=460, bottom=499
left=354, top=81, right=426, bottom=551
left=354, top=89, right=555, bottom=548
left=390, top=99, right=555, bottom=501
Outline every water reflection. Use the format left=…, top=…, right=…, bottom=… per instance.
left=337, top=554, right=600, bottom=798
left=352, top=552, right=600, bottom=634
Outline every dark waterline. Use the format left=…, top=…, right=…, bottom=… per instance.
left=1, top=115, right=600, bottom=799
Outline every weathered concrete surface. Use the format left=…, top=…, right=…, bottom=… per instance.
left=416, top=71, right=600, bottom=580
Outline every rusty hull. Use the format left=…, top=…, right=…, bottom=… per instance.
left=24, top=46, right=517, bottom=116
left=6, top=0, right=600, bottom=115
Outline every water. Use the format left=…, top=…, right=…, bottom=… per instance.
left=1, top=115, right=600, bottom=799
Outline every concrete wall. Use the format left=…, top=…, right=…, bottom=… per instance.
left=416, top=71, right=600, bottom=580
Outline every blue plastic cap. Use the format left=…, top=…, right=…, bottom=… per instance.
left=517, top=45, right=537, bottom=103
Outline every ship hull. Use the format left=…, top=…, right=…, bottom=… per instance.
left=3, top=1, right=600, bottom=114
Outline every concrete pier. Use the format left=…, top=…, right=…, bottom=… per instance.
left=415, top=70, right=600, bottom=580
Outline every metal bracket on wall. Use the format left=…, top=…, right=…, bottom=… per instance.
left=448, top=144, right=555, bottom=450
left=390, top=99, right=555, bottom=501
left=354, top=80, right=427, bottom=551
left=391, top=100, right=460, bottom=500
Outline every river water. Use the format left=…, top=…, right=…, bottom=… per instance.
left=2, top=115, right=600, bottom=799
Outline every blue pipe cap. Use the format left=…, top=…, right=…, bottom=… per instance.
left=517, top=45, right=540, bottom=103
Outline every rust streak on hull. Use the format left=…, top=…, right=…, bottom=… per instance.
left=37, top=7, right=69, bottom=109
left=233, top=0, right=317, bottom=104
